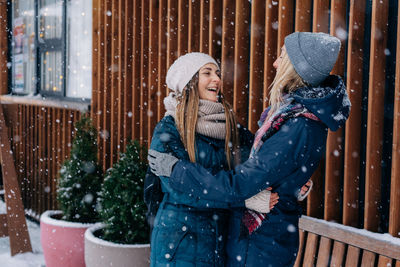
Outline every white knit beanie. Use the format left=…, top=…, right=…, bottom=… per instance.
left=166, top=52, right=219, bottom=93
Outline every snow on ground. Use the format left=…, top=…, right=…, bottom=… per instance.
left=0, top=200, right=45, bottom=267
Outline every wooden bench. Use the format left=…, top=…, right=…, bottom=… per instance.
left=295, top=216, right=400, bottom=267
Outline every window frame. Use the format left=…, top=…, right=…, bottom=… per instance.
left=9, top=0, right=90, bottom=102
left=36, top=0, right=67, bottom=98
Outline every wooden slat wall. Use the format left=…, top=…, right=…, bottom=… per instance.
left=89, top=0, right=400, bottom=238
left=343, top=0, right=366, bottom=228
left=0, top=0, right=7, bottom=95
left=1, top=104, right=81, bottom=219
left=0, top=0, right=398, bottom=234
left=365, top=0, right=389, bottom=232
left=389, top=1, right=400, bottom=239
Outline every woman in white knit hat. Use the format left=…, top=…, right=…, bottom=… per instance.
left=146, top=52, right=280, bottom=266
left=148, top=32, right=350, bottom=266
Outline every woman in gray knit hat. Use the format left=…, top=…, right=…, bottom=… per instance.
left=146, top=52, right=281, bottom=266
left=148, top=32, right=350, bottom=266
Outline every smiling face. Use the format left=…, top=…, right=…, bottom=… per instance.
left=197, top=63, right=221, bottom=102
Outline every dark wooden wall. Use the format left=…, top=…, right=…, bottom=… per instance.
left=0, top=0, right=398, bottom=240
left=91, top=0, right=400, bottom=239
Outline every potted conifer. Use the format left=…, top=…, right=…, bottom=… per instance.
left=84, top=140, right=150, bottom=267
left=40, top=115, right=102, bottom=267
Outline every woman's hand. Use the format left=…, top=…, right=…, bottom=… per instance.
left=147, top=149, right=179, bottom=177
left=297, top=180, right=313, bottom=201
left=267, top=187, right=279, bottom=210
left=245, top=187, right=279, bottom=213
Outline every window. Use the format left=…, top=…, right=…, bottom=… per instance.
left=11, top=0, right=92, bottom=100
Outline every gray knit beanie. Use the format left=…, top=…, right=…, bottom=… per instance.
left=284, top=32, right=341, bottom=86
left=166, top=52, right=219, bottom=93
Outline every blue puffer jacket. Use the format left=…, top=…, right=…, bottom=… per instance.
left=149, top=115, right=253, bottom=267
left=167, top=76, right=350, bottom=266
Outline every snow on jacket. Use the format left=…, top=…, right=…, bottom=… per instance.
left=166, top=75, right=350, bottom=266
left=149, top=115, right=253, bottom=267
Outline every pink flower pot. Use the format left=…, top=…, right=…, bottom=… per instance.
left=40, top=210, right=96, bottom=267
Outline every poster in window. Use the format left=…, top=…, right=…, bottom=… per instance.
left=14, top=17, right=24, bottom=54
left=14, top=54, right=24, bottom=92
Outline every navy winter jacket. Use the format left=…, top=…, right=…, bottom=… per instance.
left=167, top=75, right=350, bottom=266
left=149, top=115, right=253, bottom=266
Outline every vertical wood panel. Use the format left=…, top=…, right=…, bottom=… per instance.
left=377, top=256, right=394, bottom=267
left=324, top=0, right=347, bottom=223
left=123, top=0, right=133, bottom=143
left=131, top=0, right=141, bottom=141
left=248, top=0, right=265, bottom=132
left=45, top=109, right=51, bottom=214
left=188, top=0, right=200, bottom=53
left=316, top=237, right=332, bottom=267
left=167, top=0, right=178, bottom=67
left=50, top=108, right=57, bottom=210
left=148, top=0, right=159, bottom=144
left=157, top=0, right=168, bottom=121
left=364, top=0, right=389, bottom=232
left=92, top=0, right=100, bottom=129
left=389, top=0, right=400, bottom=239
left=102, top=0, right=112, bottom=171
left=209, top=0, right=222, bottom=57
left=295, top=0, right=312, bottom=32
left=55, top=109, right=62, bottom=210
left=177, top=0, right=188, bottom=56
left=263, top=0, right=278, bottom=110
left=0, top=1, right=8, bottom=95
left=233, top=0, right=250, bottom=125
left=117, top=0, right=126, bottom=153
left=294, top=230, right=306, bottom=267
left=330, top=241, right=346, bottom=267
left=34, top=107, right=39, bottom=212
left=361, top=251, right=376, bottom=267
left=199, top=0, right=210, bottom=53
left=277, top=0, right=294, bottom=52
left=221, top=0, right=235, bottom=105
left=94, top=0, right=105, bottom=169
left=303, top=233, right=319, bottom=266
left=343, top=0, right=366, bottom=227
left=345, top=246, right=360, bottom=267
left=313, top=0, right=330, bottom=33
left=110, top=0, right=119, bottom=163
left=139, top=0, right=149, bottom=146
left=23, top=106, right=29, bottom=209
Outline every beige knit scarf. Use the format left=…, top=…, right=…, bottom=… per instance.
left=163, top=93, right=226, bottom=140
left=196, top=100, right=226, bottom=140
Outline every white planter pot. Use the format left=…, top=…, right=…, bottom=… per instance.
left=84, top=224, right=150, bottom=267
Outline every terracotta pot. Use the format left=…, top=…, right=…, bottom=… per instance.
left=40, top=210, right=96, bottom=267
left=84, top=224, right=150, bottom=267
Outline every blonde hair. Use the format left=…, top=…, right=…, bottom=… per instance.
left=267, top=50, right=307, bottom=120
left=175, top=73, right=240, bottom=169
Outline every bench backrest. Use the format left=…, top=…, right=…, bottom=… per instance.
left=295, top=216, right=400, bottom=267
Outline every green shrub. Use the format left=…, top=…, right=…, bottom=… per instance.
left=56, top=115, right=102, bottom=223
left=99, top=140, right=149, bottom=244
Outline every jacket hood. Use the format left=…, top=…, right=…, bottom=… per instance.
left=292, top=75, right=350, bottom=131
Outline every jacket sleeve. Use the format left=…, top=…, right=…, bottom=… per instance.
left=238, top=124, right=254, bottom=161
left=150, top=117, right=236, bottom=209
left=168, top=118, right=318, bottom=203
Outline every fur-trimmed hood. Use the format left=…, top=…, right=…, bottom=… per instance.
left=292, top=75, right=350, bottom=131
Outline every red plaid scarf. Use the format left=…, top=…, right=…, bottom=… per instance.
left=241, top=101, right=319, bottom=237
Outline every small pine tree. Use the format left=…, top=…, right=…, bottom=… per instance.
left=99, top=140, right=149, bottom=244
left=57, top=115, right=102, bottom=223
